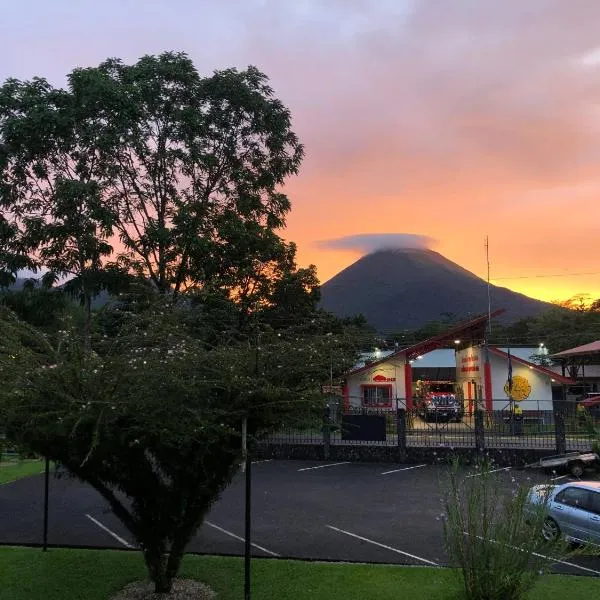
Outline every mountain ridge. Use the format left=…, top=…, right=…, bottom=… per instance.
left=319, top=248, right=553, bottom=332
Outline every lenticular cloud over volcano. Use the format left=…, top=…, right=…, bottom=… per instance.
left=317, top=233, right=436, bottom=254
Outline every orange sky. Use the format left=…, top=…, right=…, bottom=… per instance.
left=3, top=1, right=600, bottom=303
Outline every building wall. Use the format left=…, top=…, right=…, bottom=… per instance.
left=455, top=346, right=554, bottom=411
left=346, top=358, right=407, bottom=408
left=456, top=346, right=484, bottom=407
left=411, top=348, right=457, bottom=367
left=489, top=352, right=553, bottom=411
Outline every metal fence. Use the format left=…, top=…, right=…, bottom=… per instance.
left=261, top=401, right=596, bottom=453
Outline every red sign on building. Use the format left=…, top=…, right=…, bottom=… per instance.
left=373, top=374, right=396, bottom=382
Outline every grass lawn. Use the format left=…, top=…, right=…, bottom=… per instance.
left=1, top=547, right=600, bottom=600
left=0, top=458, right=44, bottom=484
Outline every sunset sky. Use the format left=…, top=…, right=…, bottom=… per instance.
left=3, top=1, right=600, bottom=303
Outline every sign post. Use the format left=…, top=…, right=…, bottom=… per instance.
left=242, top=417, right=251, bottom=600
left=43, top=457, right=49, bottom=551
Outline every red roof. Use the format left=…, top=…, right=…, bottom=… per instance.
left=551, top=340, right=600, bottom=359
left=350, top=310, right=505, bottom=376
left=488, top=347, right=574, bottom=384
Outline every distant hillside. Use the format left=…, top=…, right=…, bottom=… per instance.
left=3, top=277, right=110, bottom=309
left=319, top=248, right=553, bottom=332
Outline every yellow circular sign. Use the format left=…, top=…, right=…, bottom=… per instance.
left=504, top=375, right=531, bottom=401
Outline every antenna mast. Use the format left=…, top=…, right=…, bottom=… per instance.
left=485, top=236, right=491, bottom=335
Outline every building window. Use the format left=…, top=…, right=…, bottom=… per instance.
left=361, top=385, right=392, bottom=407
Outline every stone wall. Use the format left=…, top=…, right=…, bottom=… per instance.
left=254, top=443, right=557, bottom=467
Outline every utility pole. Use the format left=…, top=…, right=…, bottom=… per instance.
left=485, top=236, right=492, bottom=336
left=483, top=236, right=492, bottom=412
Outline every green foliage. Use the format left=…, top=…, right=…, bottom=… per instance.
left=0, top=301, right=361, bottom=592
left=0, top=51, right=365, bottom=593
left=499, top=306, right=600, bottom=353
left=1, top=284, right=71, bottom=331
left=386, top=302, right=600, bottom=355
left=443, top=461, right=565, bottom=600
left=0, top=52, right=306, bottom=330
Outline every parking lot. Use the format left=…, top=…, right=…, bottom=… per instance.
left=1, top=460, right=600, bottom=576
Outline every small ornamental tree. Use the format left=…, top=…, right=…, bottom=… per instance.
left=0, top=302, right=361, bottom=593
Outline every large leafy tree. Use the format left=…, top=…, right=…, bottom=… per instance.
left=0, top=76, right=120, bottom=348
left=0, top=52, right=305, bottom=334
left=0, top=52, right=368, bottom=594
left=68, top=54, right=303, bottom=300
left=0, top=302, right=360, bottom=592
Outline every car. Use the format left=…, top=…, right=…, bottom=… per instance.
left=526, top=481, right=600, bottom=545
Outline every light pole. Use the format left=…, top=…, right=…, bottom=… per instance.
left=43, top=456, right=49, bottom=551
left=242, top=417, right=251, bottom=600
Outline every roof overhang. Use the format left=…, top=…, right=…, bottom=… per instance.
left=551, top=340, right=600, bottom=360
left=349, top=309, right=505, bottom=377
left=488, top=347, right=575, bottom=385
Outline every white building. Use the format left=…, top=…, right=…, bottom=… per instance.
left=343, top=311, right=574, bottom=413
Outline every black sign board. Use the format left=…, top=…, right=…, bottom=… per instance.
left=341, top=414, right=387, bottom=442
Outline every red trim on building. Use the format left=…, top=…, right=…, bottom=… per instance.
left=360, top=384, right=393, bottom=408
left=488, top=347, right=575, bottom=384
left=402, top=309, right=504, bottom=361
left=349, top=310, right=506, bottom=377
left=483, top=361, right=493, bottom=411
left=404, top=362, right=413, bottom=409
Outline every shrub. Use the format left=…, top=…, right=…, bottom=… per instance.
left=443, top=460, right=565, bottom=600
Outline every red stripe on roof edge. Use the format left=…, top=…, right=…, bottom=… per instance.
left=488, top=347, right=574, bottom=384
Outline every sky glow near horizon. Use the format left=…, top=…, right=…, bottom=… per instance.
left=2, top=1, right=600, bottom=301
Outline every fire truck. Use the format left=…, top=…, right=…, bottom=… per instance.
left=415, top=380, right=463, bottom=422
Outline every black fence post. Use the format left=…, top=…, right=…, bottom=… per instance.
left=397, top=408, right=407, bottom=462
left=323, top=405, right=331, bottom=460
left=554, top=402, right=567, bottom=455
left=475, top=409, right=485, bottom=454
left=43, top=456, right=49, bottom=551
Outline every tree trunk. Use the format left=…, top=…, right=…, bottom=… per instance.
left=143, top=546, right=173, bottom=594
left=165, top=545, right=186, bottom=589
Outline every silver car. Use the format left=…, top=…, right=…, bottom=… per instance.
left=527, top=481, right=600, bottom=545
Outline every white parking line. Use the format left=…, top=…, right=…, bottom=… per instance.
left=463, top=532, right=600, bottom=576
left=326, top=525, right=438, bottom=566
left=297, top=462, right=350, bottom=472
left=85, top=514, right=134, bottom=548
left=381, top=464, right=427, bottom=475
left=466, top=467, right=511, bottom=478
left=204, top=521, right=280, bottom=557
left=251, top=459, right=272, bottom=465
left=550, top=475, right=568, bottom=481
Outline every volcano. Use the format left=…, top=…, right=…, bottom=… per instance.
left=319, top=248, right=552, bottom=332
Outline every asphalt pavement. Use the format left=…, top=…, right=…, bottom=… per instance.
left=1, top=459, right=600, bottom=576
